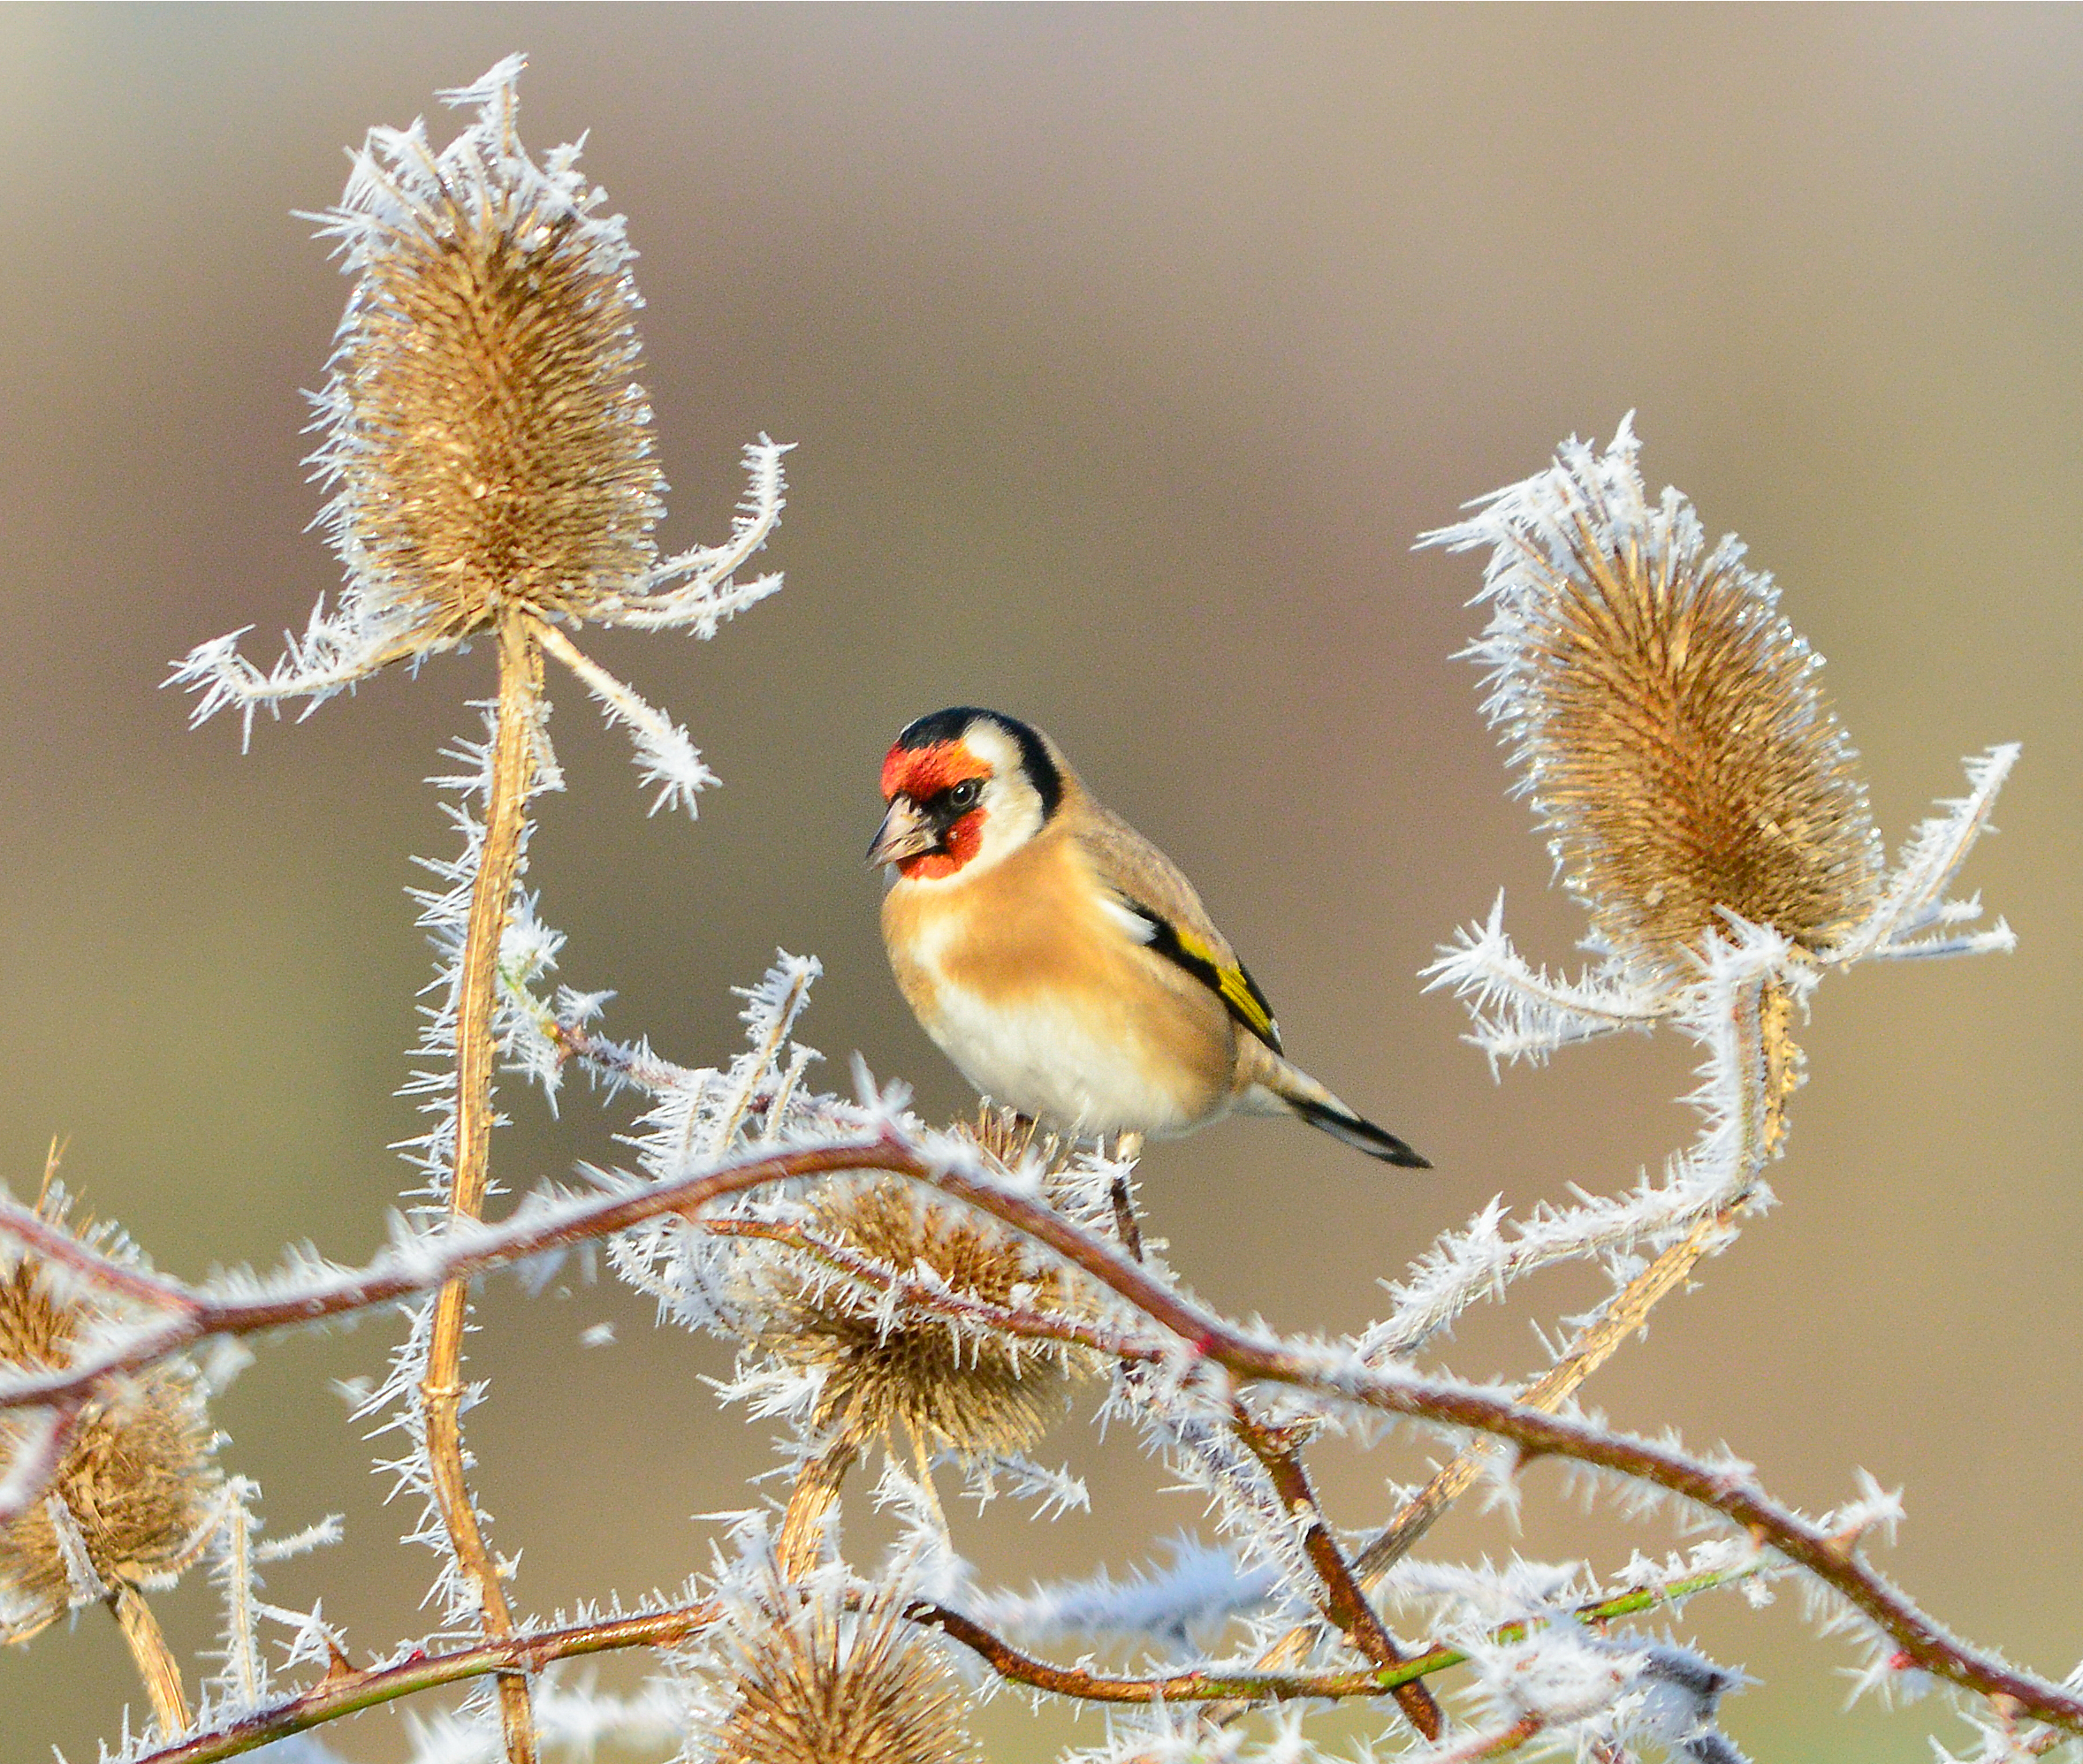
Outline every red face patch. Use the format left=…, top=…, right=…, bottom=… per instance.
left=896, top=809, right=984, bottom=880
left=880, top=739, right=992, bottom=879
left=880, top=740, right=991, bottom=803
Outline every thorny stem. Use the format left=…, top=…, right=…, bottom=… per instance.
left=1229, top=982, right=1784, bottom=1703
left=1231, top=1404, right=1445, bottom=1741
left=1354, top=1201, right=1742, bottom=1582
left=5, top=1126, right=2079, bottom=1732
left=420, top=605, right=543, bottom=1764
left=110, top=1585, right=191, bottom=1737
left=127, top=1558, right=1768, bottom=1764
left=1434, top=1713, right=1546, bottom=1761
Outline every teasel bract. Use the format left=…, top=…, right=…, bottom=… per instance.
left=1431, top=417, right=1882, bottom=981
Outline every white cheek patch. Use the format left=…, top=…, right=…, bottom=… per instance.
left=948, top=725, right=1045, bottom=875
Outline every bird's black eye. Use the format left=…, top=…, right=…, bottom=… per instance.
left=946, top=779, right=982, bottom=811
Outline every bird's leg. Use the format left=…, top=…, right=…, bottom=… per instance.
left=1109, top=1131, right=1146, bottom=1262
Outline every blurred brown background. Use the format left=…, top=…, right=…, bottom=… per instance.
left=2, top=6, right=2078, bottom=1760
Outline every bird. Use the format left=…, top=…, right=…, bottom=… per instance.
left=869, top=706, right=1428, bottom=1167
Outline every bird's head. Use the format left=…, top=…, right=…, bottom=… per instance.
left=869, top=707, right=1065, bottom=882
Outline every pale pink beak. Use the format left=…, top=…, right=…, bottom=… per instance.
left=867, top=796, right=941, bottom=866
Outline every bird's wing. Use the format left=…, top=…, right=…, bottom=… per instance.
left=1074, top=808, right=1284, bottom=1054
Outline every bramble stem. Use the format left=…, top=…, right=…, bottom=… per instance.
left=4, top=1119, right=2075, bottom=1732
left=1232, top=1406, right=1445, bottom=1740
left=419, top=606, right=543, bottom=1764
left=110, top=1585, right=191, bottom=1737
left=125, top=1555, right=1766, bottom=1764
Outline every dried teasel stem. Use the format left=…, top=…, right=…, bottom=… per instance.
left=777, top=1436, right=859, bottom=1580
left=1354, top=1202, right=1741, bottom=1581
left=1359, top=971, right=1791, bottom=1575
left=110, top=1583, right=191, bottom=1737
left=419, top=605, right=543, bottom=1763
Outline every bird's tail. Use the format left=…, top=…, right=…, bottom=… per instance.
left=1238, top=1045, right=1431, bottom=1169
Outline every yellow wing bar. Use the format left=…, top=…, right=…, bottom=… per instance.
left=1170, top=924, right=1282, bottom=1053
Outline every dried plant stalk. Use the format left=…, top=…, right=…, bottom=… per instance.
left=1356, top=1202, right=1740, bottom=1582
left=419, top=610, right=542, bottom=1760
left=110, top=1583, right=191, bottom=1736
left=777, top=1437, right=860, bottom=1581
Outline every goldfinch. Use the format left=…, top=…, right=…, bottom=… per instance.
left=870, top=707, right=1429, bottom=1167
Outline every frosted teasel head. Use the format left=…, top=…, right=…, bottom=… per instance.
left=682, top=1557, right=980, bottom=1764
left=955, top=1104, right=1117, bottom=1226
left=313, top=58, right=664, bottom=642
left=1425, top=417, right=1881, bottom=977
left=746, top=1176, right=1097, bottom=1463
left=0, top=1186, right=221, bottom=1640
left=171, top=57, right=789, bottom=814
left=1423, top=421, right=2017, bottom=1081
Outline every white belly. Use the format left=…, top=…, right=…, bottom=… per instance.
left=923, top=980, right=1214, bottom=1138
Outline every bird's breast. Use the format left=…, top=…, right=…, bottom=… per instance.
left=881, top=840, right=1235, bottom=1137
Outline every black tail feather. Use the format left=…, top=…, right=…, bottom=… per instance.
left=1290, top=1097, right=1431, bottom=1168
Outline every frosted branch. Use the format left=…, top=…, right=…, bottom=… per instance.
left=1424, top=893, right=1671, bottom=1069
left=1830, top=744, right=2021, bottom=962
left=5, top=1115, right=2080, bottom=1736
left=535, top=621, right=717, bottom=817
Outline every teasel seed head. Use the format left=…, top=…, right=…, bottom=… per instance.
left=1430, top=419, right=1882, bottom=977
left=0, top=1189, right=220, bottom=1639
left=751, top=1177, right=1093, bottom=1461
left=310, top=57, right=665, bottom=651
left=689, top=1568, right=979, bottom=1764
left=958, top=1104, right=1052, bottom=1175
